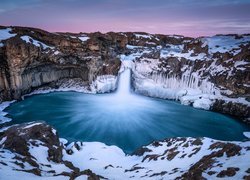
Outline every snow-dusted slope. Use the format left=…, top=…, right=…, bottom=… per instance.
left=0, top=122, right=249, bottom=180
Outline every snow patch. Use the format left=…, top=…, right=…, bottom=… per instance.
left=0, top=28, right=16, bottom=41
left=204, top=35, right=250, bottom=54
left=243, top=132, right=250, bottom=138
left=23, top=122, right=43, bottom=129
left=20, top=35, right=52, bottom=49
left=134, top=33, right=152, bottom=39
left=59, top=138, right=68, bottom=145
left=78, top=36, right=89, bottom=42
left=0, top=101, right=15, bottom=124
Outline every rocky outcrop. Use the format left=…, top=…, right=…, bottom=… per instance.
left=0, top=26, right=122, bottom=102
left=0, top=122, right=101, bottom=179
left=0, top=122, right=249, bottom=179
left=127, top=34, right=250, bottom=119
left=212, top=99, right=250, bottom=123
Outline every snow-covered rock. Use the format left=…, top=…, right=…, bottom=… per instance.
left=0, top=122, right=249, bottom=180
left=128, top=34, right=250, bottom=116
left=20, top=35, right=52, bottom=49
left=0, top=28, right=16, bottom=41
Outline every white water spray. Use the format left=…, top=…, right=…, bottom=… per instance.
left=116, top=69, right=131, bottom=96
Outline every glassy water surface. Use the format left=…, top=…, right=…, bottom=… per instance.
left=5, top=70, right=250, bottom=153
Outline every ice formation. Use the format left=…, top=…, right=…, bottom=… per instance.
left=90, top=75, right=117, bottom=93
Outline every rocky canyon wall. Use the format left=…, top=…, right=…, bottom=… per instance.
left=0, top=26, right=122, bottom=101
left=0, top=26, right=249, bottom=121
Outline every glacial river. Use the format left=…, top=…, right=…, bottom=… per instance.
left=5, top=69, right=250, bottom=154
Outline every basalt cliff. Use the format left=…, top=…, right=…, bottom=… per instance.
left=0, top=26, right=249, bottom=122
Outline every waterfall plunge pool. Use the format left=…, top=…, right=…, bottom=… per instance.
left=4, top=69, right=250, bottom=154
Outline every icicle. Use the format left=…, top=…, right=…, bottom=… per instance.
left=148, top=71, right=217, bottom=96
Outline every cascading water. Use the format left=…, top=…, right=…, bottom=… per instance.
left=5, top=60, right=250, bottom=154
left=116, top=69, right=131, bottom=96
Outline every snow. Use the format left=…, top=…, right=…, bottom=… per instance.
left=20, top=35, right=52, bottom=49
left=0, top=101, right=15, bottom=124
left=23, top=122, right=43, bottom=129
left=203, top=35, right=250, bottom=54
left=78, top=36, right=89, bottom=42
left=52, top=128, right=57, bottom=135
left=0, top=28, right=16, bottom=41
left=243, top=132, right=250, bottom=138
left=22, top=79, right=93, bottom=99
left=0, top=143, right=70, bottom=180
left=120, top=52, right=141, bottom=61
left=70, top=35, right=77, bottom=39
left=134, top=33, right=152, bottom=39
left=53, top=50, right=60, bottom=55
left=126, top=44, right=143, bottom=49
left=59, top=138, right=68, bottom=145
left=61, top=137, right=250, bottom=179
left=75, top=175, right=88, bottom=180
left=159, top=44, right=208, bottom=61
left=160, top=44, right=183, bottom=58
left=162, top=49, right=206, bottom=61
left=234, top=60, right=249, bottom=71
left=222, top=96, right=250, bottom=106
left=146, top=41, right=156, bottom=45
left=0, top=136, right=7, bottom=145
left=167, top=35, right=184, bottom=39
left=182, top=95, right=213, bottom=110
left=120, top=47, right=151, bottom=62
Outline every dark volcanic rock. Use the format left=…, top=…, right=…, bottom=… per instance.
left=0, top=122, right=102, bottom=179
left=0, top=122, right=63, bottom=163
left=211, top=99, right=250, bottom=123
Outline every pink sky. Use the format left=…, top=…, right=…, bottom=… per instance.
left=0, top=0, right=250, bottom=37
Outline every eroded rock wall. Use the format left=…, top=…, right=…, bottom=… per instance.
left=0, top=26, right=249, bottom=120
left=0, top=26, right=122, bottom=101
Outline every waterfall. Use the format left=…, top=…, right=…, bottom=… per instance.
left=116, top=69, right=131, bottom=96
